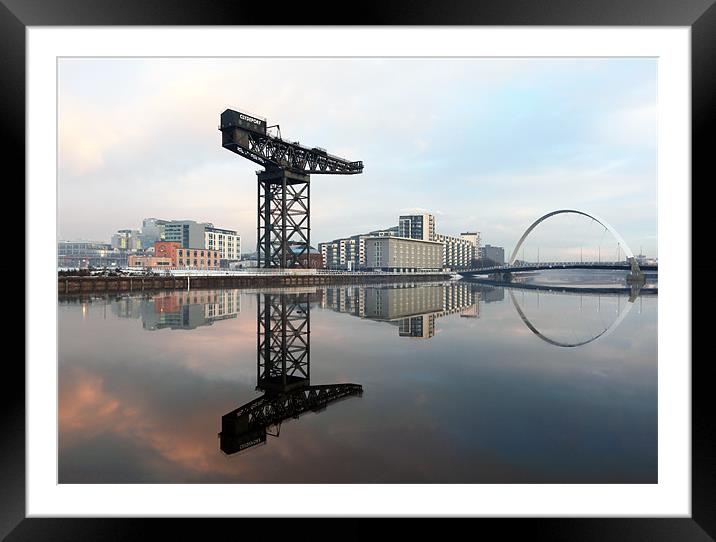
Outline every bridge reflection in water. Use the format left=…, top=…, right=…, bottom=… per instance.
left=219, top=292, right=362, bottom=455
left=475, top=279, right=652, bottom=349
left=508, top=289, right=636, bottom=348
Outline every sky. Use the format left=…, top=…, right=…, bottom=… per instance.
left=58, top=57, right=657, bottom=260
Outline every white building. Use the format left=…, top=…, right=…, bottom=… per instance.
left=460, top=231, right=481, bottom=252
left=435, top=233, right=475, bottom=270
left=318, top=227, right=398, bottom=270
left=205, top=226, right=241, bottom=263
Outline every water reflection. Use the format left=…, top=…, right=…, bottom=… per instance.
left=219, top=293, right=363, bottom=455
left=320, top=282, right=503, bottom=338
left=58, top=278, right=657, bottom=483
left=112, top=290, right=240, bottom=330
left=509, top=289, right=635, bottom=348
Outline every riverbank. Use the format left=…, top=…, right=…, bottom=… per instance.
left=58, top=271, right=452, bottom=295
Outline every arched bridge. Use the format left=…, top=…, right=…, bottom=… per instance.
left=459, top=209, right=654, bottom=283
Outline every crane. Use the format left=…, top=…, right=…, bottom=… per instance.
left=219, top=109, right=364, bottom=268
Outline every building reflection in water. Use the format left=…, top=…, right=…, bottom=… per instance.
left=111, top=290, right=240, bottom=330
left=219, top=292, right=363, bottom=455
left=320, top=282, right=501, bottom=339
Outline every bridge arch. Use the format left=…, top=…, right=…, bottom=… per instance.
left=508, top=210, right=639, bottom=273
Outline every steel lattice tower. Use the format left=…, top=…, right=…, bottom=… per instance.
left=257, top=169, right=310, bottom=269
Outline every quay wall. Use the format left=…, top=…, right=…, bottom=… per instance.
left=58, top=272, right=452, bottom=295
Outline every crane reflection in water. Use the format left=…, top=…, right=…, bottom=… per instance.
left=219, top=292, right=363, bottom=455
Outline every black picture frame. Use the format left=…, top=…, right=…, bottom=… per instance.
left=7, top=1, right=707, bottom=539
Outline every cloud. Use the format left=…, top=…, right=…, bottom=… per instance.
left=58, top=57, right=658, bottom=256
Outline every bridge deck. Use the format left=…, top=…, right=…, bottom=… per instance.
left=460, top=262, right=658, bottom=275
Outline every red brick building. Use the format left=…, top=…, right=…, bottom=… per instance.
left=129, top=241, right=219, bottom=270
left=176, top=247, right=220, bottom=270
left=298, top=251, right=324, bottom=269
left=154, top=241, right=181, bottom=262
left=128, top=255, right=173, bottom=269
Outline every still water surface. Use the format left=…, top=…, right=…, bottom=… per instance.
left=58, top=277, right=657, bottom=483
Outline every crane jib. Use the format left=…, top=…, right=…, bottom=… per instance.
left=219, top=108, right=363, bottom=175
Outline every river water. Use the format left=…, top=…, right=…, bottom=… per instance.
left=58, top=277, right=657, bottom=483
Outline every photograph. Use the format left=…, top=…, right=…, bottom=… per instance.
left=56, top=56, right=659, bottom=484
left=1, top=0, right=710, bottom=531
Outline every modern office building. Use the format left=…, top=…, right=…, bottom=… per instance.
left=139, top=218, right=169, bottom=248
left=480, top=244, right=505, bottom=265
left=111, top=229, right=143, bottom=251
left=435, top=233, right=475, bottom=270
left=398, top=213, right=436, bottom=242
left=364, top=236, right=443, bottom=272
left=58, top=240, right=127, bottom=268
left=164, top=220, right=210, bottom=249
left=205, top=226, right=241, bottom=263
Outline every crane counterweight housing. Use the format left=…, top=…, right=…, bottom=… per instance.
left=220, top=108, right=267, bottom=135
left=219, top=107, right=364, bottom=269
